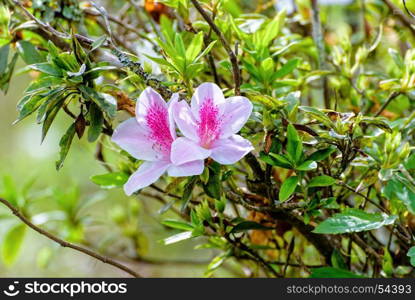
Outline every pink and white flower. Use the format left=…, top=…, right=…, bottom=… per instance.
left=171, top=82, right=253, bottom=166
left=112, top=88, right=204, bottom=195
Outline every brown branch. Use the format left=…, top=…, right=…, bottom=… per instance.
left=384, top=0, right=415, bottom=35
left=190, top=0, right=241, bottom=96
left=0, top=198, right=142, bottom=278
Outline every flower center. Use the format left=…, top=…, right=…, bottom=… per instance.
left=198, top=97, right=221, bottom=148
left=146, top=103, right=173, bottom=156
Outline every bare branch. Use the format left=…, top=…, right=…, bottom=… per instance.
left=0, top=198, right=142, bottom=278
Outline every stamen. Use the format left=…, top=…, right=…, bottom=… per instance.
left=198, top=97, right=221, bottom=148
left=146, top=103, right=173, bottom=155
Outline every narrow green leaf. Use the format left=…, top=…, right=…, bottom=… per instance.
left=161, top=220, right=194, bottom=231
left=55, top=123, right=76, bottom=170
left=195, top=40, right=217, bottom=62
left=181, top=176, right=198, bottom=211
left=279, top=176, right=298, bottom=202
left=186, top=32, right=204, bottom=62
left=0, top=44, right=9, bottom=74
left=163, top=231, right=193, bottom=245
left=87, top=102, right=104, bottom=142
left=274, top=58, right=299, bottom=79
left=286, top=124, right=303, bottom=164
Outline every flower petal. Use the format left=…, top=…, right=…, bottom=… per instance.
left=219, top=96, right=253, bottom=138
left=135, top=87, right=174, bottom=157
left=172, top=100, right=199, bottom=141
left=167, top=93, right=179, bottom=139
left=135, top=87, right=167, bottom=126
left=210, top=135, right=254, bottom=165
left=171, top=137, right=211, bottom=165
left=124, top=161, right=170, bottom=195
left=111, top=118, right=158, bottom=161
left=191, top=82, right=226, bottom=119
left=167, top=160, right=205, bottom=177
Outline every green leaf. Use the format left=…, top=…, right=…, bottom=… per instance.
left=308, top=175, right=336, bottom=188
left=55, top=123, right=76, bottom=170
left=163, top=231, right=193, bottom=245
left=161, top=219, right=194, bottom=231
left=286, top=124, right=303, bottom=164
left=30, top=63, right=62, bottom=77
left=265, top=152, right=293, bottom=169
left=310, top=267, right=364, bottom=278
left=41, top=92, right=67, bottom=142
left=313, top=209, right=397, bottom=234
left=16, top=41, right=44, bottom=64
left=2, top=223, right=26, bottom=266
left=407, top=247, right=415, bottom=267
left=308, top=147, right=335, bottom=162
left=79, top=86, right=116, bottom=118
left=15, top=94, right=44, bottom=122
left=186, top=31, right=204, bottom=62
left=206, top=253, right=228, bottom=275
left=279, top=176, right=298, bottom=202
left=87, top=102, right=104, bottom=142
left=261, top=10, right=285, bottom=47
left=195, top=41, right=217, bottom=62
left=389, top=48, right=404, bottom=69
left=274, top=58, right=299, bottom=79
left=299, top=106, right=332, bottom=127
left=90, top=35, right=107, bottom=52
left=181, top=176, right=198, bottom=211
left=203, top=163, right=221, bottom=199
left=231, top=221, right=274, bottom=233
left=382, top=247, right=393, bottom=277
left=296, top=160, right=317, bottom=171
left=0, top=44, right=9, bottom=74
left=90, top=172, right=128, bottom=189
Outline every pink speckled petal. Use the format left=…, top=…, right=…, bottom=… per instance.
left=210, top=135, right=254, bottom=165
left=124, top=160, right=170, bottom=195
left=170, top=137, right=211, bottom=165
left=219, top=96, right=253, bottom=138
left=111, top=118, right=159, bottom=161
left=167, top=160, right=205, bottom=177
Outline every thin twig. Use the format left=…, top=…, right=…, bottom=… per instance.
left=374, top=91, right=400, bottom=117
left=190, top=0, right=241, bottom=95
left=384, top=0, right=415, bottom=35
left=0, top=198, right=142, bottom=278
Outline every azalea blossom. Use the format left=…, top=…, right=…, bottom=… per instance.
left=112, top=88, right=204, bottom=195
left=171, top=83, right=253, bottom=166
